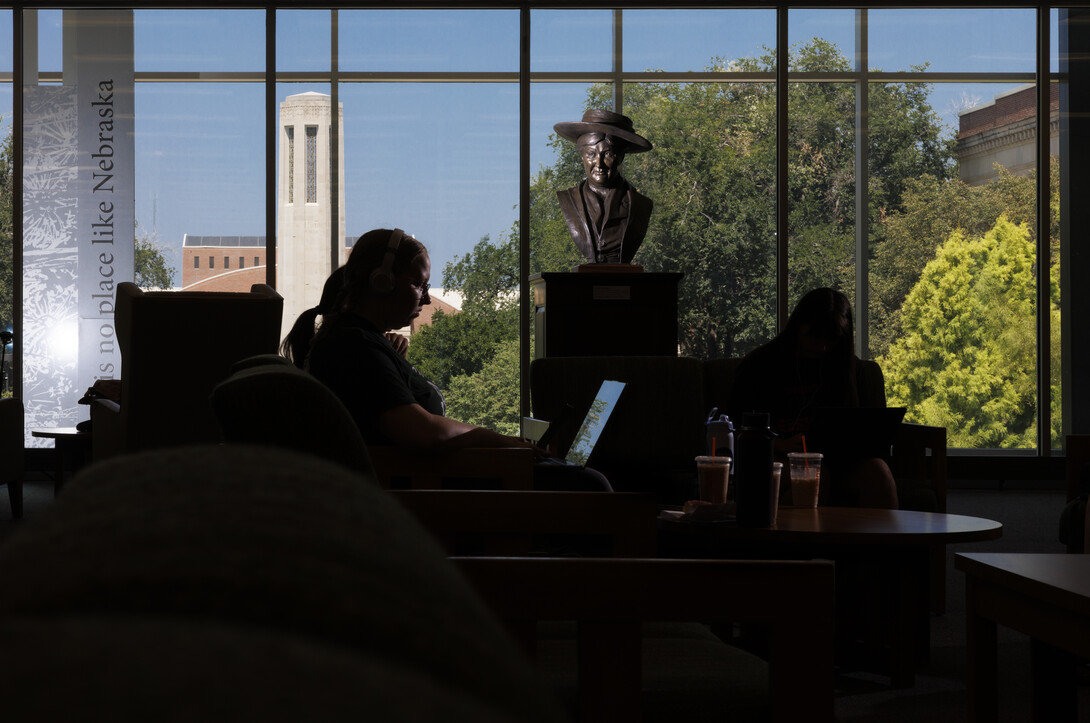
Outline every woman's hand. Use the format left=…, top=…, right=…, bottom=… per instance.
left=385, top=332, right=409, bottom=358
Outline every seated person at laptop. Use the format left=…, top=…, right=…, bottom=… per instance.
left=727, top=287, right=898, bottom=509
left=282, top=228, right=611, bottom=491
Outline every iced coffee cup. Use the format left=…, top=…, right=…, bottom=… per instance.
left=787, top=452, right=822, bottom=507
left=696, top=455, right=731, bottom=504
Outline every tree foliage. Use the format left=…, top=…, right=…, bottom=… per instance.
left=879, top=216, right=1061, bottom=448
left=530, top=39, right=953, bottom=358
left=443, top=336, right=522, bottom=436
left=870, top=159, right=1058, bottom=358
left=410, top=38, right=955, bottom=429
left=134, top=222, right=177, bottom=290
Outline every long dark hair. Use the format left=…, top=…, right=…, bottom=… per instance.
left=280, top=229, right=428, bottom=368
left=779, top=287, right=858, bottom=406
left=280, top=265, right=349, bottom=368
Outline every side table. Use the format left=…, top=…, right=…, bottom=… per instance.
left=31, top=427, right=91, bottom=493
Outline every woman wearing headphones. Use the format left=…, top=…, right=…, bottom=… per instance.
left=283, top=228, right=540, bottom=455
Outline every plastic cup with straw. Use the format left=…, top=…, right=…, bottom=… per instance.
left=787, top=435, right=822, bottom=508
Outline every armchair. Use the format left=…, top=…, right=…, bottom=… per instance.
left=90, top=282, right=283, bottom=462
left=212, top=357, right=535, bottom=491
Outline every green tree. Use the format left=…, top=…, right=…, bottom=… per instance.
left=870, top=160, right=1058, bottom=358
left=444, top=336, right=522, bottom=436
left=879, top=216, right=1060, bottom=448
left=134, top=222, right=177, bottom=290
left=407, top=233, right=520, bottom=392
left=411, top=39, right=953, bottom=426
left=529, top=39, right=952, bottom=358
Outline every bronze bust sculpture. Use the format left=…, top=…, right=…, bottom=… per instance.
left=554, top=109, right=654, bottom=265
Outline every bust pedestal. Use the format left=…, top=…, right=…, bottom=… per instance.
left=530, top=269, right=683, bottom=358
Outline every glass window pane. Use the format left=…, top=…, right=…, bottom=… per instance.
left=869, top=8, right=1036, bottom=73
left=623, top=9, right=774, bottom=73
left=788, top=81, right=856, bottom=310
left=789, top=8, right=856, bottom=70
left=135, top=9, right=264, bottom=72
left=277, top=9, right=330, bottom=73
left=338, top=82, right=521, bottom=433
left=33, top=9, right=62, bottom=75
left=339, top=10, right=518, bottom=73
left=875, top=81, right=1044, bottom=451
left=628, top=79, right=778, bottom=359
left=531, top=9, right=614, bottom=73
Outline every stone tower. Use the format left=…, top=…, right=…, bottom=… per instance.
left=278, top=92, right=346, bottom=338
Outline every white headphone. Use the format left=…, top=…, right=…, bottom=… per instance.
left=369, top=228, right=405, bottom=296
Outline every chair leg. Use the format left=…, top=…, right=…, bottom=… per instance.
left=6, top=480, right=22, bottom=519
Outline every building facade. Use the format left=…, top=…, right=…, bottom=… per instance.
left=956, top=83, right=1060, bottom=186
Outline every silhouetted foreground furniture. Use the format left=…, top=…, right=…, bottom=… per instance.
left=389, top=489, right=657, bottom=556
left=90, top=282, right=283, bottom=462
left=211, top=361, right=376, bottom=477
left=661, top=506, right=1002, bottom=688
left=391, top=489, right=835, bottom=722
left=458, top=557, right=835, bottom=723
left=0, top=445, right=567, bottom=722
left=957, top=552, right=1090, bottom=723
left=0, top=397, right=23, bottom=518
left=213, top=358, right=535, bottom=490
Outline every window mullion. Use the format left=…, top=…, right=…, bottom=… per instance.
left=855, top=8, right=870, bottom=360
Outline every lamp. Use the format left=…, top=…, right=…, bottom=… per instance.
left=0, top=330, right=12, bottom=396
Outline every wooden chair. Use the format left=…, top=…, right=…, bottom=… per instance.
left=90, top=282, right=283, bottom=462
left=456, top=556, right=835, bottom=723
left=388, top=489, right=657, bottom=556
left=389, top=488, right=835, bottom=723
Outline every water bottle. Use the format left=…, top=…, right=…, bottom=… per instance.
left=734, top=412, right=775, bottom=527
left=705, top=410, right=735, bottom=460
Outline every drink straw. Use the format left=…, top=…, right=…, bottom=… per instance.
left=712, top=437, right=716, bottom=457
left=801, top=435, right=809, bottom=471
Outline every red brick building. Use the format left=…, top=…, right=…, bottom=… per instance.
left=956, top=83, right=1059, bottom=186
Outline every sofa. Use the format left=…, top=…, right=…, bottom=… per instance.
left=530, top=355, right=947, bottom=511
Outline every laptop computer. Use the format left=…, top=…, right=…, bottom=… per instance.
left=805, top=406, right=906, bottom=460
left=530, top=379, right=626, bottom=468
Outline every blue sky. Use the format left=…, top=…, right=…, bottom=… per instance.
left=0, top=7, right=1053, bottom=285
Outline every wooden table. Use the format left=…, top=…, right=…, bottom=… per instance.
left=31, top=427, right=91, bottom=493
left=660, top=506, right=1003, bottom=686
left=956, top=552, right=1090, bottom=722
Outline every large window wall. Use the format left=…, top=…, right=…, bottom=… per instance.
left=0, top=4, right=1078, bottom=461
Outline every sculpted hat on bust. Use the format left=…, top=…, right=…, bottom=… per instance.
left=554, top=109, right=653, bottom=153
